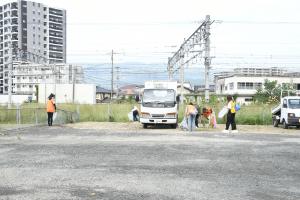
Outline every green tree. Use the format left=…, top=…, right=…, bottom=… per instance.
left=254, top=79, right=281, bottom=104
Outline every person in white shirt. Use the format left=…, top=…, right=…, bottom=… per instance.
left=132, top=106, right=139, bottom=121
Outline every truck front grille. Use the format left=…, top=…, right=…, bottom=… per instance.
left=151, top=114, right=165, bottom=118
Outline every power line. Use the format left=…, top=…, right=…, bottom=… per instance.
left=216, top=20, right=300, bottom=25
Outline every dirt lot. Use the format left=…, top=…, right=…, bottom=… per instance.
left=65, top=122, right=300, bottom=135
left=0, top=124, right=300, bottom=199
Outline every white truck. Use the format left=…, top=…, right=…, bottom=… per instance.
left=271, top=96, right=300, bottom=129
left=140, top=81, right=178, bottom=128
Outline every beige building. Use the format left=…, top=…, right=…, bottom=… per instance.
left=215, top=67, right=300, bottom=104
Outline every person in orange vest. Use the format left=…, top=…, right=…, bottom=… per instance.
left=47, top=93, right=56, bottom=126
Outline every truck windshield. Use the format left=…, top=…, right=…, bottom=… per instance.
left=288, top=99, right=300, bottom=109
left=142, top=89, right=175, bottom=107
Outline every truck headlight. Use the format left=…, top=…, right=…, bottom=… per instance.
left=288, top=113, right=295, bottom=117
left=141, top=112, right=151, bottom=118
left=165, top=112, right=176, bottom=118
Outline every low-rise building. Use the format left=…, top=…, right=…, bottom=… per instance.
left=12, top=61, right=83, bottom=95
left=215, top=67, right=300, bottom=104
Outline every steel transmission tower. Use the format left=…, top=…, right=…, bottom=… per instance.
left=168, top=15, right=212, bottom=103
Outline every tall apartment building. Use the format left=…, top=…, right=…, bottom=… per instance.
left=0, top=0, right=66, bottom=94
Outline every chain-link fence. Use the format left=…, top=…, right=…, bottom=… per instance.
left=0, top=106, right=79, bottom=126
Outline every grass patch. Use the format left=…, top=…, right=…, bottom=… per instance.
left=0, top=103, right=275, bottom=125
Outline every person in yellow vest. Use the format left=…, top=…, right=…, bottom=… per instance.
left=47, top=93, right=56, bottom=126
left=223, top=95, right=238, bottom=133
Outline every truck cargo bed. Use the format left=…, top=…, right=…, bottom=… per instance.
left=271, top=104, right=281, bottom=115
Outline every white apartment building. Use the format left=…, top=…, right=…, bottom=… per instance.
left=12, top=62, right=83, bottom=95
left=215, top=67, right=300, bottom=104
left=0, top=0, right=66, bottom=94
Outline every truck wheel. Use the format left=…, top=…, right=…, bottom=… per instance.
left=272, top=118, right=279, bottom=127
left=283, top=120, right=288, bottom=129
left=143, top=123, right=148, bottom=129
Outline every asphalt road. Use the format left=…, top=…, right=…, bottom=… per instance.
left=0, top=126, right=300, bottom=200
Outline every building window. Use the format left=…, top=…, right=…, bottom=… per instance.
left=254, top=83, right=262, bottom=89
left=245, top=82, right=253, bottom=89
left=229, top=82, right=234, bottom=90
left=238, top=82, right=245, bottom=89
left=245, top=98, right=253, bottom=102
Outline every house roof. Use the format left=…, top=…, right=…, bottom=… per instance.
left=96, top=86, right=113, bottom=94
left=119, top=84, right=143, bottom=90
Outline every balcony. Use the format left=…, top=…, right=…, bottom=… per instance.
left=49, top=38, right=63, bottom=45
left=49, top=16, right=63, bottom=24
left=49, top=31, right=63, bottom=38
left=49, top=22, right=63, bottom=31
left=49, top=45, right=63, bottom=52
left=49, top=8, right=63, bottom=16
left=11, top=10, right=18, bottom=17
left=11, top=2, right=18, bottom=10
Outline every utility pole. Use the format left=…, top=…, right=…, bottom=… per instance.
left=180, top=55, right=184, bottom=104
left=111, top=49, right=114, bottom=100
left=115, top=66, right=120, bottom=98
left=204, top=15, right=211, bottom=102
left=8, top=42, right=13, bottom=108
left=168, top=57, right=173, bottom=80
left=72, top=65, right=76, bottom=103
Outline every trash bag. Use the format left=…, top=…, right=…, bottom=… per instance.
left=218, top=107, right=228, bottom=119
left=235, top=104, right=241, bottom=111
left=179, top=117, right=188, bottom=130
left=128, top=111, right=133, bottom=121
left=53, top=112, right=57, bottom=121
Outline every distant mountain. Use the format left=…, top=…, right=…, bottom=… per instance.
left=82, top=62, right=208, bottom=89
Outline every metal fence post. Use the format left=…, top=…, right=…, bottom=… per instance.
left=76, top=104, right=80, bottom=122
left=35, top=108, right=38, bottom=125
left=18, top=105, right=21, bottom=124
left=16, top=105, right=21, bottom=125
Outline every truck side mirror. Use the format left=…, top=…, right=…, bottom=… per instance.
left=176, top=95, right=180, bottom=102
left=283, top=103, right=287, bottom=108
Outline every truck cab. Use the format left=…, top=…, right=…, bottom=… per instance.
left=272, top=96, right=300, bottom=129
left=140, top=81, right=178, bottom=128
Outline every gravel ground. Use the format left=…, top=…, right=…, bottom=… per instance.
left=0, top=123, right=300, bottom=199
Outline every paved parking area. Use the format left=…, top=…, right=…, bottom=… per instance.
left=0, top=125, right=300, bottom=199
